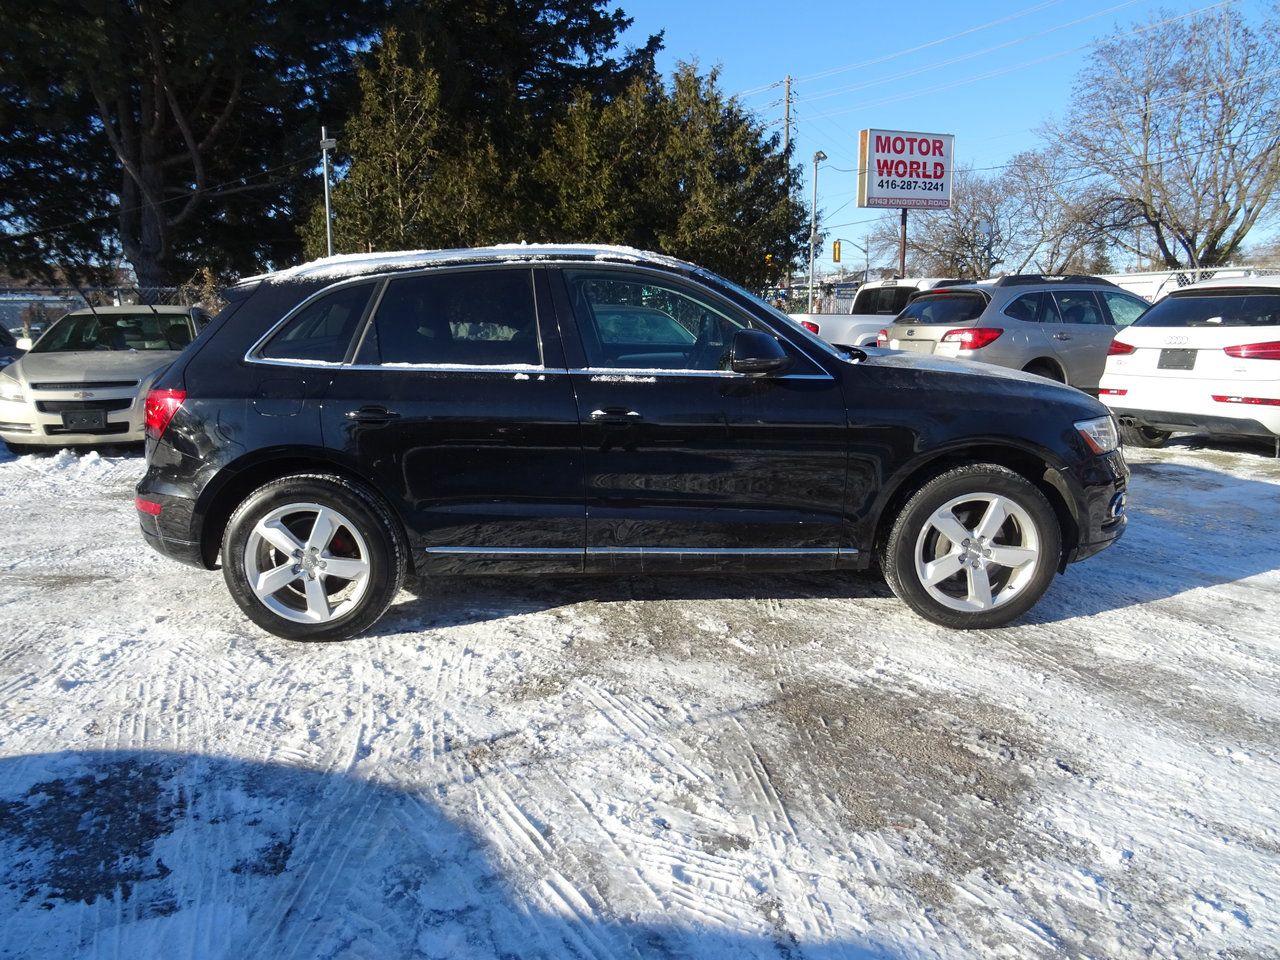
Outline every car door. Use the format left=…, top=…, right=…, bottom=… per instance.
left=1049, top=289, right=1113, bottom=389
left=320, top=266, right=585, bottom=572
left=552, top=266, right=848, bottom=572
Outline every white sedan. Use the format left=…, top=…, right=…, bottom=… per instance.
left=1099, top=277, right=1280, bottom=452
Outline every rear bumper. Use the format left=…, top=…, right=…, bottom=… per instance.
left=139, top=524, right=206, bottom=568
left=1106, top=404, right=1278, bottom=439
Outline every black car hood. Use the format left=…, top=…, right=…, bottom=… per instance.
left=850, top=348, right=1108, bottom=415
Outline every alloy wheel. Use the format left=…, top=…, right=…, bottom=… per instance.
left=913, top=492, right=1041, bottom=612
left=243, top=502, right=371, bottom=624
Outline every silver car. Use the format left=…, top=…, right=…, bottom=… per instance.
left=880, top=275, right=1150, bottom=391
left=0, top=305, right=207, bottom=451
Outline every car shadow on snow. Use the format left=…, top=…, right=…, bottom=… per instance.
left=0, top=750, right=897, bottom=959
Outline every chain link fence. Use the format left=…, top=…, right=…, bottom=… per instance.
left=1, top=281, right=225, bottom=340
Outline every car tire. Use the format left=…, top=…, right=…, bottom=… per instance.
left=1022, top=360, right=1064, bottom=383
left=880, top=464, right=1062, bottom=630
left=221, top=474, right=406, bottom=641
left=1120, top=424, right=1172, bottom=448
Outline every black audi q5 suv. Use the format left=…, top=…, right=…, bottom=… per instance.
left=136, top=245, right=1128, bottom=640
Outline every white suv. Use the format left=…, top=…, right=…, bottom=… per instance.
left=1099, top=277, right=1280, bottom=451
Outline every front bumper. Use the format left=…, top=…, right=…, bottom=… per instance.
left=1061, top=448, right=1128, bottom=567
left=0, top=388, right=145, bottom=445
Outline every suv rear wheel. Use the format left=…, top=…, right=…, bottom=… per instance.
left=221, top=474, right=405, bottom=641
left=1120, top=423, right=1171, bottom=448
left=1022, top=360, right=1063, bottom=382
left=881, top=464, right=1062, bottom=629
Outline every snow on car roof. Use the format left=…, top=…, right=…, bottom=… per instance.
left=64, top=304, right=195, bottom=315
left=240, top=243, right=701, bottom=285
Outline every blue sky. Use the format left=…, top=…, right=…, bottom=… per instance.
left=621, top=0, right=1263, bottom=270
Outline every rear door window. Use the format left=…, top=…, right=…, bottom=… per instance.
left=1052, top=290, right=1108, bottom=325
left=365, top=269, right=540, bottom=367
left=1132, top=291, right=1280, bottom=327
left=896, top=293, right=986, bottom=325
left=259, top=283, right=374, bottom=363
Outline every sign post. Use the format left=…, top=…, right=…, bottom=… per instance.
left=857, top=128, right=954, bottom=277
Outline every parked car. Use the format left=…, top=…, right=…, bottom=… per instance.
left=135, top=245, right=1128, bottom=641
left=801, top=277, right=965, bottom=349
left=0, top=305, right=203, bottom=451
left=1099, top=277, right=1280, bottom=451
left=878, top=275, right=1150, bottom=391
left=0, top=326, right=23, bottom=371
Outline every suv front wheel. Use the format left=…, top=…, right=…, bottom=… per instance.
left=881, top=464, right=1062, bottom=629
left=221, top=474, right=406, bottom=641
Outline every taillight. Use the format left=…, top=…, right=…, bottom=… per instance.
left=135, top=496, right=163, bottom=516
left=144, top=388, right=186, bottom=439
left=1212, top=394, right=1280, bottom=406
left=876, top=328, right=889, bottom=348
left=1099, top=388, right=1127, bottom=396
left=800, top=320, right=820, bottom=334
left=1108, top=339, right=1136, bottom=355
left=1224, top=341, right=1280, bottom=360
left=941, top=327, right=1002, bottom=350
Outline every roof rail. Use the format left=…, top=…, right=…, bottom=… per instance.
left=993, top=274, right=1118, bottom=288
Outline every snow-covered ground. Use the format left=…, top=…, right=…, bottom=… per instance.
left=0, top=440, right=1277, bottom=959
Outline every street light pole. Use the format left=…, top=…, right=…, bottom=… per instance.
left=808, top=150, right=826, bottom=314
left=320, top=126, right=337, bottom=258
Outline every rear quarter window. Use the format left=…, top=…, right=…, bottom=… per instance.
left=258, top=283, right=375, bottom=363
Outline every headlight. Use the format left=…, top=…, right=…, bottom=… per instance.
left=1075, top=415, right=1119, bottom=455
left=0, top=375, right=23, bottom=402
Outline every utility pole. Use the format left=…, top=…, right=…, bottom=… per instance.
left=809, top=150, right=826, bottom=313
left=320, top=126, right=337, bottom=258
left=783, top=75, right=792, bottom=158
left=898, top=207, right=907, bottom=278
left=783, top=76, right=793, bottom=293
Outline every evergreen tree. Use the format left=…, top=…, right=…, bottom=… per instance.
left=1, top=0, right=386, bottom=285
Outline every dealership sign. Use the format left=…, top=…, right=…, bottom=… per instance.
left=856, top=129, right=954, bottom=209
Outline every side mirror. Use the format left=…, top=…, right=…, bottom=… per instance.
left=730, top=329, right=792, bottom=375
left=15, top=338, right=32, bottom=351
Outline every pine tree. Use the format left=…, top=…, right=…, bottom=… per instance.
left=304, top=30, right=446, bottom=257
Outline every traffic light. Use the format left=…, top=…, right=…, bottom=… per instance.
left=832, top=240, right=842, bottom=263
left=765, top=253, right=775, bottom=268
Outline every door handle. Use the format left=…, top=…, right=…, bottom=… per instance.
left=1052, top=332, right=1072, bottom=341
left=345, top=405, right=402, bottom=424
left=589, top=407, right=643, bottom=422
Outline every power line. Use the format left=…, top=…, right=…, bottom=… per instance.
left=793, top=0, right=1068, bottom=87
left=801, top=0, right=1234, bottom=124
left=791, top=0, right=1145, bottom=106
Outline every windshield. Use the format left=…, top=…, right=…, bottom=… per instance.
left=896, top=293, right=986, bottom=324
left=32, top=313, right=195, bottom=353
left=699, top=271, right=848, bottom=360
left=1134, top=291, right=1280, bottom=328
